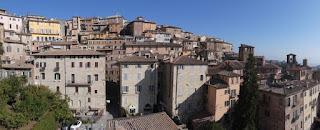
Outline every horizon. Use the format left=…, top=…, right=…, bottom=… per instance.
left=1, top=0, right=320, bottom=66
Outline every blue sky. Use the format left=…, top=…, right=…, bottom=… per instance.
left=1, top=0, right=320, bottom=65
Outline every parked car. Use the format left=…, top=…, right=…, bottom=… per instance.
left=70, top=120, right=82, bottom=130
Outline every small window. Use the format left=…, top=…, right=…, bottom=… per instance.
left=94, top=74, right=98, bottom=81
left=75, top=87, right=78, bottom=93
left=71, top=62, right=75, bottom=68
left=136, top=64, right=141, bottom=68
left=88, top=98, right=91, bottom=102
left=136, top=85, right=141, bottom=93
left=56, top=86, right=60, bottom=92
left=95, top=62, right=98, bottom=68
left=88, top=87, right=91, bottom=93
left=79, top=62, right=83, bottom=67
left=123, top=65, right=128, bottom=68
left=225, top=101, right=230, bottom=107
left=122, top=86, right=129, bottom=93
left=54, top=73, right=61, bottom=80
left=200, top=75, right=204, bottom=81
left=86, top=62, right=91, bottom=68
left=95, top=90, right=98, bottom=94
left=41, top=73, right=45, bottom=79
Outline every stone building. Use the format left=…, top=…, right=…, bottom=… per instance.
left=158, top=25, right=183, bottom=38
left=32, top=50, right=106, bottom=115
left=125, top=42, right=182, bottom=56
left=238, top=44, right=254, bottom=62
left=0, top=61, right=33, bottom=83
left=1, top=39, right=27, bottom=64
left=285, top=54, right=312, bottom=81
left=25, top=15, right=63, bottom=42
left=159, top=56, right=208, bottom=123
left=0, top=9, right=23, bottom=33
left=143, top=30, right=172, bottom=43
left=259, top=80, right=320, bottom=130
left=118, top=56, right=158, bottom=115
left=206, top=70, right=240, bottom=121
left=123, top=17, right=156, bottom=36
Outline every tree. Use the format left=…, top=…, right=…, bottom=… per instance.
left=231, top=54, right=260, bottom=130
left=200, top=122, right=225, bottom=130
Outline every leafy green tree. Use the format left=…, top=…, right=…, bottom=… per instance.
left=0, top=76, right=74, bottom=129
left=231, top=54, right=260, bottom=130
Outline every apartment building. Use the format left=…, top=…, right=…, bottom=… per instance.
left=1, top=39, right=27, bottom=64
left=259, top=80, right=320, bottom=130
left=0, top=61, right=33, bottom=83
left=159, top=56, right=208, bottom=123
left=125, top=42, right=182, bottom=56
left=123, top=17, right=156, bottom=36
left=0, top=9, right=23, bottom=33
left=32, top=50, right=106, bottom=114
left=26, top=15, right=62, bottom=42
left=206, top=70, right=241, bottom=121
left=118, top=56, right=158, bottom=115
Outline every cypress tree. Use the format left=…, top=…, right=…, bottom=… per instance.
left=231, top=54, right=259, bottom=130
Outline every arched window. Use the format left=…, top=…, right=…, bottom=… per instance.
left=54, top=73, right=61, bottom=80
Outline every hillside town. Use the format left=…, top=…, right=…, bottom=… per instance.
left=1, top=8, right=320, bottom=130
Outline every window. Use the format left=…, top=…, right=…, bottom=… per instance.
left=95, top=62, right=98, bottom=67
left=87, top=75, right=91, bottom=84
left=86, top=62, right=91, bottom=68
left=178, top=65, right=184, bottom=69
left=225, top=90, right=230, bottom=95
left=6, top=46, right=11, bottom=52
left=56, top=86, right=60, bottom=92
left=123, top=73, right=128, bottom=80
left=95, top=90, right=98, bottom=94
left=225, top=101, right=230, bottom=107
left=137, top=73, right=141, bottom=80
left=88, top=98, right=91, bottom=102
left=94, top=74, right=98, bottom=81
left=79, top=62, right=83, bottom=68
left=123, top=65, right=128, bottom=68
left=136, top=85, right=141, bottom=93
left=71, top=62, right=75, bottom=68
left=88, top=87, right=91, bottom=93
left=36, top=62, right=39, bottom=68
left=150, top=64, right=154, bottom=68
left=75, top=87, right=78, bottom=93
left=122, top=86, right=129, bottom=93
left=200, top=75, right=204, bottom=81
left=41, top=73, right=45, bottom=79
left=54, top=73, right=61, bottom=80
left=16, top=25, right=18, bottom=30
left=9, top=24, right=12, bottom=29
left=136, top=64, right=141, bottom=68
left=56, top=62, right=59, bottom=67
left=71, top=74, right=75, bottom=83
left=287, top=98, right=291, bottom=106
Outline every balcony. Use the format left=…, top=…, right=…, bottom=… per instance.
left=66, top=80, right=92, bottom=87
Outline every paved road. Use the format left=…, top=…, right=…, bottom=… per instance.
left=79, top=111, right=113, bottom=130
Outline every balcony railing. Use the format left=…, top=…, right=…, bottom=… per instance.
left=66, top=80, right=92, bottom=87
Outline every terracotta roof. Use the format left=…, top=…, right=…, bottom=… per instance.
left=218, top=70, right=240, bottom=77
left=118, top=56, right=158, bottom=63
left=172, top=56, right=207, bottom=65
left=106, top=112, right=178, bottom=130
left=32, top=50, right=105, bottom=56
